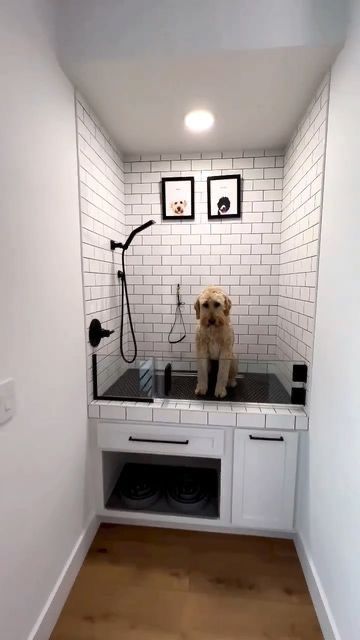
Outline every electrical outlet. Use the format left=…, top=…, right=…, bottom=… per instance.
left=0, top=378, right=15, bottom=425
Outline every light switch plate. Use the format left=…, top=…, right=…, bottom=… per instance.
left=0, top=378, right=16, bottom=425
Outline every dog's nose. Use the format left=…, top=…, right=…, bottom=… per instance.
left=208, top=319, right=216, bottom=325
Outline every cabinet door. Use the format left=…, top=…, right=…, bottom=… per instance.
left=232, top=430, right=298, bottom=530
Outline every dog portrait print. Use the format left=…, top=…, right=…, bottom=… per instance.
left=207, top=175, right=241, bottom=220
left=161, top=177, right=195, bottom=221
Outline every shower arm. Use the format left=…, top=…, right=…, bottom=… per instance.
left=110, top=219, right=155, bottom=251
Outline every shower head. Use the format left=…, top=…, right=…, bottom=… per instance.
left=123, top=219, right=156, bottom=251
left=110, top=219, right=156, bottom=251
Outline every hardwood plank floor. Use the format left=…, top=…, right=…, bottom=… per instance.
left=51, top=524, right=323, bottom=640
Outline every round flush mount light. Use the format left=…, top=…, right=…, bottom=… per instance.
left=184, top=109, right=215, bottom=133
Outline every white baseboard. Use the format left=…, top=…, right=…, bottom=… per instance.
left=101, top=513, right=294, bottom=539
left=28, top=515, right=99, bottom=640
left=294, top=532, right=341, bottom=640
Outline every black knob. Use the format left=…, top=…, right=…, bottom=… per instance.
left=89, top=319, right=115, bottom=347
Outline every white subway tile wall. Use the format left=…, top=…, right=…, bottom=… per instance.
left=277, top=74, right=330, bottom=391
left=76, top=94, right=128, bottom=399
left=123, top=151, right=284, bottom=363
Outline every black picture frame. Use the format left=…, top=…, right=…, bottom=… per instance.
left=207, top=174, right=242, bottom=220
left=161, top=176, right=195, bottom=221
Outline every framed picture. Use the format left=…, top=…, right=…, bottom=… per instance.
left=161, top=176, right=195, bottom=221
left=207, top=174, right=241, bottom=220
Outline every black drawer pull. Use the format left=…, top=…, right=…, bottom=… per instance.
left=128, top=436, right=189, bottom=445
left=249, top=435, right=284, bottom=442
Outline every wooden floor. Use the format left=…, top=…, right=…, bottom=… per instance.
left=51, top=524, right=323, bottom=640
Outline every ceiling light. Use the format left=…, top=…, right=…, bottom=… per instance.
left=184, top=110, right=214, bottom=133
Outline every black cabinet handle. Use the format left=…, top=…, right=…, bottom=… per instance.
left=249, top=435, right=284, bottom=442
left=128, top=436, right=189, bottom=445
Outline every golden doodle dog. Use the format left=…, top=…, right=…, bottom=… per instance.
left=171, top=199, right=187, bottom=215
left=194, top=286, right=237, bottom=398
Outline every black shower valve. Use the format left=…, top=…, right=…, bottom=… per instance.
left=89, top=319, right=115, bottom=348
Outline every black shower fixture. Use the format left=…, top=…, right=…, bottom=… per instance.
left=89, top=318, right=114, bottom=347
left=110, top=219, right=156, bottom=364
left=110, top=219, right=156, bottom=252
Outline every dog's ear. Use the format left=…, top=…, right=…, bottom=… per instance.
left=183, top=200, right=187, bottom=207
left=194, top=297, right=200, bottom=320
left=224, top=295, right=232, bottom=316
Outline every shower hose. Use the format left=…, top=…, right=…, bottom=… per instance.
left=168, top=283, right=186, bottom=344
left=119, top=249, right=137, bottom=364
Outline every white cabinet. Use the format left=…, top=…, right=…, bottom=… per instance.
left=94, top=420, right=233, bottom=525
left=232, top=430, right=298, bottom=531
left=94, top=419, right=299, bottom=533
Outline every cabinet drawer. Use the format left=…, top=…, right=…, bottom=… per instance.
left=97, top=422, right=224, bottom=457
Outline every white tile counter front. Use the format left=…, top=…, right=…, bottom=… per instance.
left=89, top=399, right=308, bottom=430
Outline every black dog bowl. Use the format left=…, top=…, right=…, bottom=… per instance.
left=115, top=463, right=161, bottom=510
left=166, top=467, right=210, bottom=514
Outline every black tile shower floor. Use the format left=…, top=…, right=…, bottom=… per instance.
left=103, top=366, right=291, bottom=404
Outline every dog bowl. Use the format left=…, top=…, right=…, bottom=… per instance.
left=115, top=463, right=161, bottom=510
left=166, top=467, right=209, bottom=514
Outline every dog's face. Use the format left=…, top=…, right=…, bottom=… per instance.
left=217, top=196, right=230, bottom=214
left=171, top=200, right=187, bottom=215
left=194, top=286, right=232, bottom=328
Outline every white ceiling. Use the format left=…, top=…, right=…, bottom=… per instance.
left=55, top=0, right=347, bottom=154
left=61, top=47, right=340, bottom=154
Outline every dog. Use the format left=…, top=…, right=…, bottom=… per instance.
left=217, top=196, right=230, bottom=215
left=194, top=286, right=237, bottom=398
left=170, top=200, right=187, bottom=215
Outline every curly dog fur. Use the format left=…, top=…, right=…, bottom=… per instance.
left=194, top=286, right=237, bottom=398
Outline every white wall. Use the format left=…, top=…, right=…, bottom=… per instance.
left=76, top=93, right=127, bottom=399
left=0, top=2, right=91, bottom=639
left=124, top=151, right=283, bottom=364
left=277, top=74, right=330, bottom=393
left=295, top=1, right=360, bottom=637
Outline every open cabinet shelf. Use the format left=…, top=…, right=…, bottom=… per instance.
left=102, top=452, right=221, bottom=521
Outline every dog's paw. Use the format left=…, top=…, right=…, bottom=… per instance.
left=215, top=385, right=227, bottom=399
left=228, top=379, right=237, bottom=388
left=195, top=384, right=208, bottom=396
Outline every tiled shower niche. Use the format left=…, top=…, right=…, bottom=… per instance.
left=78, top=75, right=329, bottom=405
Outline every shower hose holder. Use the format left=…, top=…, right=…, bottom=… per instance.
left=110, top=240, right=124, bottom=251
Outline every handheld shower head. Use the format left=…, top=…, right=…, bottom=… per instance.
left=123, top=219, right=156, bottom=251
left=110, top=219, right=156, bottom=251
left=110, top=218, right=156, bottom=364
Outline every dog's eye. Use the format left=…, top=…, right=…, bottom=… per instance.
left=214, top=301, right=220, bottom=308
left=203, top=302, right=209, bottom=308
